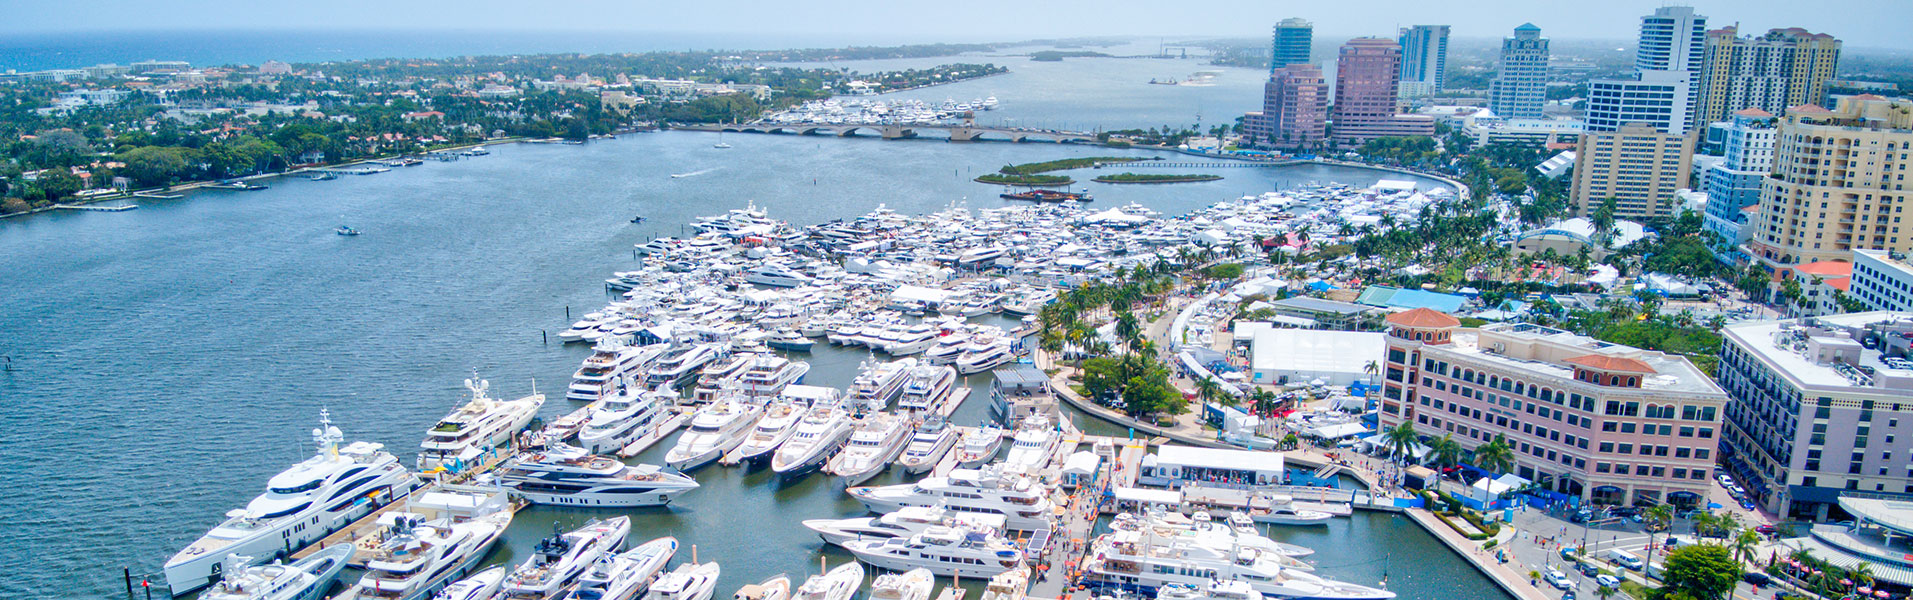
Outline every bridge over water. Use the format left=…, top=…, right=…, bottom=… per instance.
left=677, top=121, right=1099, bottom=143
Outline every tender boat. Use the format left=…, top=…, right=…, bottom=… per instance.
left=848, top=467, right=1054, bottom=530
left=803, top=505, right=1007, bottom=546
left=952, top=425, right=1005, bottom=468
left=431, top=567, right=506, bottom=600
left=419, top=376, right=544, bottom=473
left=576, top=386, right=670, bottom=454
left=665, top=395, right=765, bottom=471
left=843, top=526, right=1023, bottom=578
left=199, top=543, right=355, bottom=600
left=771, top=398, right=855, bottom=478
left=792, top=563, right=863, bottom=600
left=725, top=395, right=811, bottom=466
left=500, top=517, right=633, bottom=600
left=165, top=410, right=420, bottom=594
left=641, top=562, right=721, bottom=600
left=333, top=509, right=513, bottom=600
left=979, top=567, right=1028, bottom=600
left=895, top=365, right=957, bottom=415
left=1244, top=495, right=1335, bottom=526
left=999, top=416, right=1058, bottom=473
left=497, top=444, right=699, bottom=507
left=896, top=416, right=960, bottom=474
left=867, top=569, right=934, bottom=600
left=825, top=412, right=913, bottom=485
left=557, top=536, right=679, bottom=600
left=732, top=574, right=790, bottom=600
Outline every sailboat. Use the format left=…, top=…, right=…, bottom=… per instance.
left=714, top=133, right=732, bottom=149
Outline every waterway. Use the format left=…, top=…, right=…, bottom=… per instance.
left=0, top=56, right=1496, bottom=600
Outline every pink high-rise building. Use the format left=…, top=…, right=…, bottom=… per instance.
left=1242, top=63, right=1328, bottom=150
left=1330, top=38, right=1434, bottom=144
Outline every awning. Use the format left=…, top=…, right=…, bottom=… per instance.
left=1307, top=422, right=1369, bottom=440
left=1112, top=486, right=1182, bottom=505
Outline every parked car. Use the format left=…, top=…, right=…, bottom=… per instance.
left=1596, top=574, right=1622, bottom=589
left=1740, top=498, right=1758, bottom=510
left=1743, top=571, right=1772, bottom=586
left=1576, top=562, right=1600, bottom=577
left=1755, top=524, right=1778, bottom=534
left=1608, top=549, right=1645, bottom=570
left=1544, top=569, right=1576, bottom=590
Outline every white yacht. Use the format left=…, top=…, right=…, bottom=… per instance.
left=558, top=536, right=679, bottom=600
left=848, top=467, right=1054, bottom=530
left=496, top=444, right=699, bottom=507
left=867, top=569, right=934, bottom=600
left=569, top=340, right=669, bottom=403
left=771, top=399, right=855, bottom=477
left=921, top=336, right=968, bottom=365
left=843, top=526, right=1024, bottom=578
left=999, top=416, right=1058, bottom=473
left=956, top=247, right=1008, bottom=268
left=895, top=365, right=957, bottom=415
left=846, top=358, right=914, bottom=412
left=738, top=355, right=811, bottom=398
left=500, top=517, right=632, bottom=600
left=642, top=562, right=721, bottom=600
left=896, top=416, right=960, bottom=474
left=955, top=340, right=1014, bottom=375
left=419, top=376, right=544, bottom=472
left=198, top=543, right=354, bottom=600
left=1080, top=529, right=1394, bottom=600
left=665, top=395, right=765, bottom=471
left=725, top=395, right=811, bottom=465
left=576, top=385, right=670, bottom=454
left=825, top=412, right=913, bottom=485
left=952, top=425, right=1005, bottom=468
left=880, top=324, right=940, bottom=355
left=432, top=567, right=505, bottom=600
left=979, top=568, right=1027, bottom=600
left=333, top=510, right=513, bottom=600
left=792, top=563, right=863, bottom=600
left=166, top=410, right=421, bottom=594
left=746, top=264, right=813, bottom=288
left=803, top=505, right=1007, bottom=546
left=1244, top=496, right=1335, bottom=526
left=1154, top=581, right=1261, bottom=600
left=690, top=352, right=756, bottom=403
left=1113, top=511, right=1315, bottom=559
left=646, top=344, right=725, bottom=389
left=733, top=574, right=790, bottom=600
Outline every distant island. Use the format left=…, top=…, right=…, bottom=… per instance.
left=975, top=173, right=1074, bottom=186
left=973, top=157, right=1156, bottom=186
left=1092, top=173, right=1223, bottom=184
left=1030, top=50, right=1112, bottom=62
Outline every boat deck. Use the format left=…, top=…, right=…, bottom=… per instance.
left=617, top=409, right=691, bottom=458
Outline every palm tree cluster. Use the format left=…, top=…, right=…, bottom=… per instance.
left=1036, top=262, right=1179, bottom=361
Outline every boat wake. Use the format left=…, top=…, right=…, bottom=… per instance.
left=671, top=168, right=720, bottom=179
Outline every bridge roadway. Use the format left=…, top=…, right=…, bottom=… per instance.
left=678, top=121, right=1100, bottom=143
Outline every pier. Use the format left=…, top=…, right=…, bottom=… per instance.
left=51, top=203, right=137, bottom=212
left=680, top=122, right=1099, bottom=144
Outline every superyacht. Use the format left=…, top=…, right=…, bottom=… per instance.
left=848, top=467, right=1053, bottom=530
left=642, top=562, right=721, bottom=600
left=500, top=517, right=632, bottom=600
left=575, top=385, right=671, bottom=455
left=771, top=398, right=855, bottom=477
left=198, top=543, right=354, bottom=600
left=496, top=444, right=699, bottom=507
left=645, top=344, right=726, bottom=389
left=803, top=505, right=1007, bottom=546
left=895, top=416, right=959, bottom=474
left=842, top=526, right=1023, bottom=578
left=569, top=339, right=669, bottom=403
left=894, top=365, right=957, bottom=415
left=332, top=508, right=513, bottom=600
left=418, top=376, right=544, bottom=473
left=665, top=394, right=765, bottom=471
left=724, top=393, right=812, bottom=466
left=825, top=412, right=912, bottom=485
left=557, top=536, right=679, bottom=600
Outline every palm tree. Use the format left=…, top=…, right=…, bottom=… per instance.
left=1382, top=422, right=1419, bottom=464
left=1643, top=504, right=1674, bottom=573
left=1854, top=561, right=1876, bottom=591
left=1731, top=528, right=1761, bottom=569
left=1363, top=360, right=1380, bottom=384
left=1429, top=434, right=1462, bottom=469
left=1196, top=377, right=1233, bottom=408
left=1594, top=585, right=1616, bottom=600
left=1473, top=434, right=1515, bottom=475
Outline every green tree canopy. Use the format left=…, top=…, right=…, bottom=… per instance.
left=1660, top=544, right=1740, bottom=600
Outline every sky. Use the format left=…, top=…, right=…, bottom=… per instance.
left=5, top=0, right=1912, bottom=50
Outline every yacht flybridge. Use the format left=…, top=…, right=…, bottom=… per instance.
left=166, top=410, right=421, bottom=594
left=569, top=338, right=669, bottom=403
left=419, top=376, right=544, bottom=473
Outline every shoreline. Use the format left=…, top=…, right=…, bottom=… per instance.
left=1090, top=175, right=1221, bottom=184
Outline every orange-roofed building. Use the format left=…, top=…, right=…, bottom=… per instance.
left=1379, top=310, right=1726, bottom=507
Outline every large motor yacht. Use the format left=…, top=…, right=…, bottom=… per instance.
left=500, top=517, right=632, bottom=600
left=576, top=385, right=670, bottom=455
left=557, top=536, right=678, bottom=600
left=724, top=395, right=811, bottom=466
left=689, top=352, right=756, bottom=403
left=999, top=415, right=1058, bottom=473
left=738, top=355, right=811, bottom=398
left=645, top=344, right=725, bottom=389
left=955, top=340, right=1014, bottom=375
left=568, top=339, right=668, bottom=403
left=333, top=509, right=513, bottom=600
left=952, top=425, right=1005, bottom=468
left=880, top=324, right=941, bottom=355
left=419, top=376, right=544, bottom=473
left=896, top=416, right=960, bottom=474
left=842, top=526, right=1024, bottom=578
left=640, top=562, right=721, bottom=600
left=803, top=505, right=1007, bottom=546
left=848, top=467, right=1053, bottom=530
left=824, top=412, right=912, bottom=485
left=166, top=410, right=421, bottom=594
left=198, top=543, right=354, bottom=600
left=770, top=399, right=854, bottom=477
left=846, top=358, right=914, bottom=412
left=1079, top=528, right=1395, bottom=600
left=664, top=394, right=765, bottom=471
left=895, top=365, right=957, bottom=415
left=496, top=444, right=698, bottom=507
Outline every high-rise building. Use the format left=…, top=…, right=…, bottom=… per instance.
left=1702, top=109, right=1779, bottom=244
left=1378, top=309, right=1727, bottom=506
left=1586, top=66, right=1697, bottom=136
left=1329, top=38, right=1434, bottom=145
left=1397, top=25, right=1450, bottom=98
left=1241, top=64, right=1328, bottom=150
left=1635, top=6, right=1708, bottom=79
left=1748, top=96, right=1913, bottom=266
left=1717, top=312, right=1913, bottom=519
left=1489, top=23, right=1551, bottom=119
left=1696, top=26, right=1842, bottom=127
left=1271, top=18, right=1313, bottom=71
left=1852, top=250, right=1913, bottom=312
left=1570, top=123, right=1694, bottom=220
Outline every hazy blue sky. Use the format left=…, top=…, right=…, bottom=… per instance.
left=7, top=0, right=1912, bottom=49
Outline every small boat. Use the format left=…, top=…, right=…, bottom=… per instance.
left=792, top=562, right=862, bottom=600
left=733, top=574, right=790, bottom=600
left=1243, top=495, right=1335, bottom=526
left=767, top=330, right=814, bottom=353
left=558, top=536, right=679, bottom=600
left=643, top=562, right=721, bottom=600
left=310, top=172, right=339, bottom=181
left=337, top=226, right=361, bottom=236
left=199, top=543, right=355, bottom=600
left=632, top=216, right=648, bottom=224
left=868, top=569, right=934, bottom=600
left=433, top=567, right=506, bottom=600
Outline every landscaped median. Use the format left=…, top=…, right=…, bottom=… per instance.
left=1423, top=489, right=1504, bottom=540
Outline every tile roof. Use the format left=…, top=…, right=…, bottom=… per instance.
left=1564, top=354, right=1658, bottom=374
left=1384, top=307, right=1460, bottom=328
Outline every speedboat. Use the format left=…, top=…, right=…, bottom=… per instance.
left=732, top=574, right=790, bottom=600
left=1244, top=495, right=1335, bottom=526
left=792, top=563, right=862, bottom=600
left=199, top=543, right=355, bottom=600
left=825, top=412, right=913, bottom=485
left=955, top=340, right=1013, bottom=375
left=999, top=416, right=1058, bottom=473
left=952, top=425, right=1005, bottom=468
left=738, top=355, right=811, bottom=398
left=576, top=386, right=669, bottom=454
left=848, top=467, right=1053, bottom=530
left=895, top=365, right=957, bottom=415
left=641, top=562, right=721, bottom=600
left=646, top=344, right=725, bottom=389
left=896, top=416, right=960, bottom=474
left=867, top=569, right=934, bottom=600
left=166, top=410, right=420, bottom=594
left=569, top=339, right=669, bottom=403
left=432, top=567, right=506, bottom=600
left=725, top=396, right=809, bottom=465
left=846, top=358, right=913, bottom=412
left=803, top=505, right=1007, bottom=546
left=419, top=376, right=544, bottom=473
left=771, top=399, right=854, bottom=477
left=558, top=536, right=679, bottom=600
left=334, top=510, right=513, bottom=600
left=500, top=517, right=632, bottom=600
left=665, top=395, right=765, bottom=471
left=497, top=444, right=699, bottom=507
left=337, top=226, right=361, bottom=236
left=843, top=526, right=1023, bottom=578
